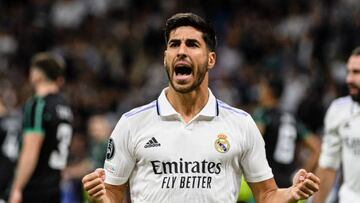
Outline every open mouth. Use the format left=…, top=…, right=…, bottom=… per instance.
left=175, top=65, right=192, bottom=75
left=348, top=84, right=360, bottom=91
left=349, top=86, right=359, bottom=94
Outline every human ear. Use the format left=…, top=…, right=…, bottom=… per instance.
left=163, top=50, right=167, bottom=66
left=208, top=52, right=216, bottom=70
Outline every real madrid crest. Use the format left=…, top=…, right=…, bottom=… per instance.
left=214, top=134, right=230, bottom=153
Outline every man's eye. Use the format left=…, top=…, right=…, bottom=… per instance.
left=169, top=42, right=179, bottom=47
left=187, top=42, right=198, bottom=47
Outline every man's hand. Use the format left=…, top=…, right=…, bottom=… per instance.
left=290, top=169, right=320, bottom=200
left=82, top=168, right=107, bottom=202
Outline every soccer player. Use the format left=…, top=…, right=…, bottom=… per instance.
left=82, top=13, right=320, bottom=203
left=9, top=52, right=73, bottom=203
left=254, top=75, right=320, bottom=188
left=313, top=47, right=360, bottom=203
left=0, top=81, right=22, bottom=202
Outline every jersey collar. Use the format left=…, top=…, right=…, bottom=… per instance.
left=353, top=100, right=360, bottom=114
left=156, top=88, right=219, bottom=118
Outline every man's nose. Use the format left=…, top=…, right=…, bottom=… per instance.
left=177, top=43, right=187, bottom=56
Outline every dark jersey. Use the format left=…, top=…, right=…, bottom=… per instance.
left=0, top=111, right=21, bottom=198
left=22, top=93, right=73, bottom=195
left=253, top=107, right=309, bottom=187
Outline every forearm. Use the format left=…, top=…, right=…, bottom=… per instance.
left=303, top=153, right=319, bottom=172
left=303, top=135, right=321, bottom=172
left=250, top=179, right=297, bottom=203
left=312, top=167, right=336, bottom=203
left=312, top=181, right=333, bottom=203
left=11, top=148, right=39, bottom=191
left=250, top=171, right=320, bottom=203
left=89, top=195, right=112, bottom=203
left=89, top=192, right=124, bottom=203
left=261, top=188, right=295, bottom=203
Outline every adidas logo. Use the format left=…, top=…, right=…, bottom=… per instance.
left=144, top=137, right=161, bottom=148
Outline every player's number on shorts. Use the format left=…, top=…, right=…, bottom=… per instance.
left=49, top=123, right=72, bottom=169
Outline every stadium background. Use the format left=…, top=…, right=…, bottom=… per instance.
left=0, top=0, right=359, bottom=202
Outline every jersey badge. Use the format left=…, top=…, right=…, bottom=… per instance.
left=215, top=134, right=230, bottom=153
left=106, top=138, right=115, bottom=160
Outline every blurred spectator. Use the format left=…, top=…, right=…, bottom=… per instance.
left=280, top=70, right=310, bottom=113
left=0, top=0, right=358, bottom=132
left=51, top=0, right=87, bottom=29
left=86, top=114, right=112, bottom=169
left=0, top=79, right=22, bottom=202
left=0, top=31, right=17, bottom=72
left=62, top=114, right=113, bottom=203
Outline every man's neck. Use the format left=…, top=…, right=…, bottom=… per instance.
left=261, top=97, right=278, bottom=109
left=35, top=82, right=59, bottom=97
left=166, top=86, right=209, bottom=123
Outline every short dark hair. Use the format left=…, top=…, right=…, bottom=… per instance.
left=164, top=13, right=217, bottom=52
left=265, top=75, right=284, bottom=99
left=31, top=52, right=65, bottom=81
left=351, top=46, right=360, bottom=56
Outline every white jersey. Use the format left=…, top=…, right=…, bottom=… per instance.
left=104, top=88, right=273, bottom=203
left=319, top=96, right=360, bottom=203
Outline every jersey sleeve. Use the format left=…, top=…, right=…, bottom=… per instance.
left=241, top=116, right=273, bottom=183
left=252, top=107, right=265, bottom=125
left=318, top=102, right=342, bottom=170
left=22, top=97, right=45, bottom=136
left=104, top=115, right=136, bottom=185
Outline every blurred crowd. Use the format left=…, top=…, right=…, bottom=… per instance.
left=0, top=0, right=359, bottom=202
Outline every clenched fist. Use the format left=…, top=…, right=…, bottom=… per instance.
left=291, top=169, right=320, bottom=200
left=82, top=168, right=106, bottom=202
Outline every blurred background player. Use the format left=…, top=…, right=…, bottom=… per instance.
left=253, top=74, right=321, bottom=188
left=0, top=79, right=22, bottom=202
left=9, top=52, right=73, bottom=203
left=313, top=47, right=360, bottom=203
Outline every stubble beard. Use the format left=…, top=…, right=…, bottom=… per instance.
left=348, top=83, right=360, bottom=103
left=350, top=89, right=360, bottom=103
left=165, top=61, right=208, bottom=94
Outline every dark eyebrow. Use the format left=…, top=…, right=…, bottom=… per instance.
left=168, top=38, right=201, bottom=45
left=168, top=39, right=180, bottom=44
left=186, top=39, right=200, bottom=44
left=348, top=65, right=360, bottom=71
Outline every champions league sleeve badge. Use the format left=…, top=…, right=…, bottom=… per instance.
left=215, top=134, right=230, bottom=153
left=106, top=138, right=115, bottom=160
